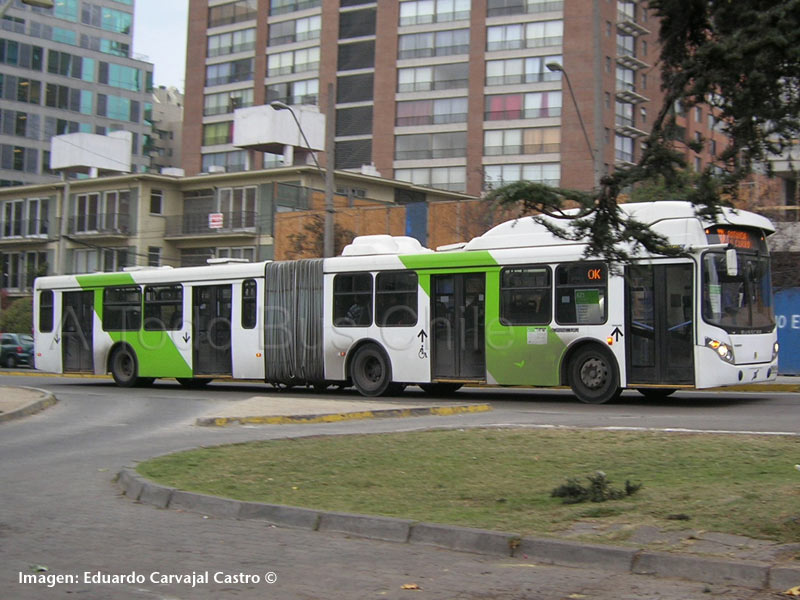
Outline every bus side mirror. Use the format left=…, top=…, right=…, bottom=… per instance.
left=725, top=248, right=738, bottom=277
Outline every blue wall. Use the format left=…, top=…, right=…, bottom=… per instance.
left=405, top=202, right=428, bottom=247
left=775, top=288, right=800, bottom=374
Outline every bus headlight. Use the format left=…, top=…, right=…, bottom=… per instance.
left=773, top=342, right=779, bottom=360
left=705, top=338, right=734, bottom=363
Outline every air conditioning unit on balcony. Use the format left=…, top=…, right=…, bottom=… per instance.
left=207, top=165, right=226, bottom=174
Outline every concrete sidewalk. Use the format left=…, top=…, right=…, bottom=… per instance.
left=0, top=386, right=56, bottom=423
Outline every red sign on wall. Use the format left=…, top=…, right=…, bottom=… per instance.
left=208, top=212, right=224, bottom=229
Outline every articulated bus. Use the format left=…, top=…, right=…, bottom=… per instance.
left=33, top=201, right=778, bottom=404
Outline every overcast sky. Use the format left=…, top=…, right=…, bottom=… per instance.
left=132, top=0, right=189, bottom=92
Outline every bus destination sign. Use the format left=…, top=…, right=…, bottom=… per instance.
left=705, top=226, right=763, bottom=250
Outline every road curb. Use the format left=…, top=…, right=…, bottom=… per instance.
left=0, top=387, right=57, bottom=423
left=116, top=467, right=798, bottom=591
left=195, top=403, right=493, bottom=426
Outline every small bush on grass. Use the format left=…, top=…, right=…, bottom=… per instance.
left=551, top=471, right=642, bottom=504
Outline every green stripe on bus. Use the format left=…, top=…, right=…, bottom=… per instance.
left=76, top=273, right=192, bottom=378
left=484, top=269, right=565, bottom=385
left=106, top=331, right=193, bottom=377
left=76, top=272, right=137, bottom=288
left=399, top=251, right=498, bottom=271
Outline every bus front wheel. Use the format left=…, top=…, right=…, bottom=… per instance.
left=110, top=346, right=141, bottom=388
left=568, top=346, right=621, bottom=404
left=350, top=344, right=393, bottom=397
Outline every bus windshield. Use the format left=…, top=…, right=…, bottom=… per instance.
left=702, top=251, right=774, bottom=333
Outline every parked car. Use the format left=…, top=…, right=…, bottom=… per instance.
left=0, top=333, right=34, bottom=368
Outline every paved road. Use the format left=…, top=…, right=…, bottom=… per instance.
left=0, top=374, right=795, bottom=599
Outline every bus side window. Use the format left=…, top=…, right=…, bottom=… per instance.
left=376, top=271, right=417, bottom=327
left=242, top=279, right=257, bottom=329
left=500, top=266, right=551, bottom=325
left=144, top=284, right=183, bottom=331
left=333, top=273, right=373, bottom=327
left=555, top=263, right=607, bottom=325
left=103, top=286, right=142, bottom=331
left=39, top=290, right=54, bottom=332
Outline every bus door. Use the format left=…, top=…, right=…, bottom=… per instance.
left=625, top=264, right=694, bottom=385
left=431, top=273, right=485, bottom=380
left=62, top=290, right=94, bottom=372
left=193, top=284, right=232, bottom=376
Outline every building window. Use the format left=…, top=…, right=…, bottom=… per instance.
left=395, top=167, right=466, bottom=192
left=485, top=55, right=562, bottom=86
left=395, top=132, right=467, bottom=160
left=484, top=127, right=560, bottom=156
left=269, top=0, right=321, bottom=17
left=484, top=92, right=562, bottom=120
left=336, top=106, right=373, bottom=136
left=218, top=186, right=256, bottom=229
left=484, top=163, right=560, bottom=188
left=202, top=122, right=233, bottom=146
left=337, top=40, right=374, bottom=71
left=208, top=0, right=258, bottom=27
left=150, top=189, right=163, bottom=215
left=398, top=63, right=468, bottom=93
left=399, top=0, right=469, bottom=25
left=208, top=28, right=256, bottom=57
left=206, top=59, right=254, bottom=86
left=203, top=88, right=254, bottom=116
left=335, top=74, right=371, bottom=103
left=398, top=29, right=469, bottom=59
left=267, top=48, right=319, bottom=77
left=339, top=8, right=376, bottom=39
left=147, top=246, right=161, bottom=267
left=1, top=251, right=46, bottom=290
left=396, top=97, right=468, bottom=126
left=216, top=246, right=255, bottom=261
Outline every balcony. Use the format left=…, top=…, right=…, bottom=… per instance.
left=164, top=211, right=258, bottom=238
left=0, top=219, right=58, bottom=245
left=617, top=12, right=650, bottom=37
left=68, top=213, right=130, bottom=239
left=616, top=53, right=649, bottom=71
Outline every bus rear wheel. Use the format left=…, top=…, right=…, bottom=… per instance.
left=568, top=346, right=621, bottom=404
left=350, top=344, right=393, bottom=397
left=110, top=346, right=141, bottom=388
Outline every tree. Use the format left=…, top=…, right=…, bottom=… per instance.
left=0, top=297, right=33, bottom=333
left=284, top=213, right=356, bottom=259
left=487, top=0, right=800, bottom=263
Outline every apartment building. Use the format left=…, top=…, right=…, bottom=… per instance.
left=181, top=0, right=739, bottom=197
left=0, top=0, right=154, bottom=187
left=149, top=86, right=184, bottom=172
left=0, top=165, right=476, bottom=302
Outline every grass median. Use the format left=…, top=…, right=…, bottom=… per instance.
left=137, top=428, right=800, bottom=545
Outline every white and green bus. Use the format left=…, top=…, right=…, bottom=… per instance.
left=33, top=201, right=778, bottom=403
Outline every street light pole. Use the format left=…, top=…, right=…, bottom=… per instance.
left=546, top=62, right=599, bottom=188
left=271, top=95, right=335, bottom=258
